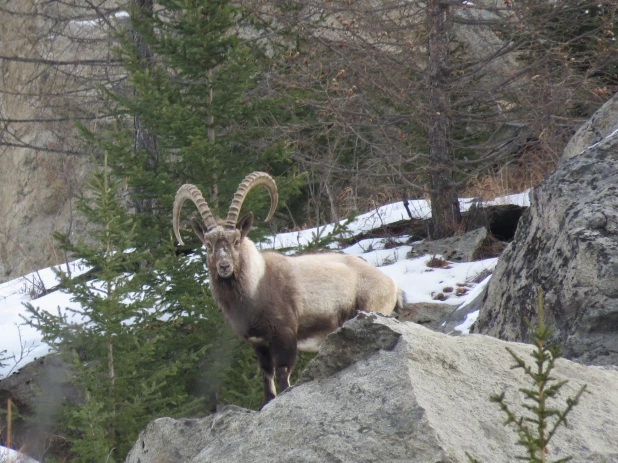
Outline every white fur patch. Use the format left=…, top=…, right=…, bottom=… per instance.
left=247, top=336, right=265, bottom=344
left=297, top=336, right=324, bottom=352
left=243, top=241, right=265, bottom=298
left=267, top=375, right=276, bottom=396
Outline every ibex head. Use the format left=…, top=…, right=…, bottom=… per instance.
left=173, top=172, right=278, bottom=279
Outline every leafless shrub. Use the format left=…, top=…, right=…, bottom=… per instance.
left=0, top=325, right=37, bottom=380
left=467, top=268, right=493, bottom=284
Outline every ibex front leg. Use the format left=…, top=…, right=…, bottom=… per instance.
left=252, top=343, right=276, bottom=410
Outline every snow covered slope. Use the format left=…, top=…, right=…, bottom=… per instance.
left=0, top=192, right=529, bottom=378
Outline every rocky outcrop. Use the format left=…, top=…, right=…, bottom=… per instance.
left=473, top=92, right=618, bottom=366
left=398, top=301, right=456, bottom=330
left=0, top=152, right=91, bottom=283
left=0, top=355, right=80, bottom=461
left=125, top=315, right=618, bottom=463
left=441, top=275, right=491, bottom=335
left=407, top=227, right=489, bottom=262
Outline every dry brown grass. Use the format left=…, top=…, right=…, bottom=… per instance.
left=432, top=292, right=448, bottom=301
left=426, top=255, right=451, bottom=269
left=463, top=149, right=558, bottom=200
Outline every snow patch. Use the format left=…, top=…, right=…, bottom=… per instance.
left=0, top=446, right=39, bottom=463
left=454, top=310, right=480, bottom=335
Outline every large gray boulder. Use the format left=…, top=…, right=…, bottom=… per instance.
left=562, top=93, right=618, bottom=160
left=125, top=315, right=618, bottom=463
left=472, top=93, right=618, bottom=366
left=406, top=227, right=488, bottom=262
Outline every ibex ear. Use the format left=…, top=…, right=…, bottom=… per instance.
left=237, top=212, right=254, bottom=240
left=190, top=217, right=207, bottom=243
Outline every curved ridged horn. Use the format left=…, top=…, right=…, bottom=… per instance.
left=225, top=172, right=278, bottom=230
left=173, top=184, right=218, bottom=245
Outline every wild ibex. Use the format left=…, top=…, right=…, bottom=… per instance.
left=173, top=172, right=404, bottom=409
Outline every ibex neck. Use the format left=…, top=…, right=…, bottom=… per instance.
left=240, top=239, right=265, bottom=298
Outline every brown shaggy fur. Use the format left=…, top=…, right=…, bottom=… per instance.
left=190, top=212, right=403, bottom=409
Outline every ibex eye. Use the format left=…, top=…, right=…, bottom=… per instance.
left=205, top=244, right=213, bottom=252
left=234, top=240, right=240, bottom=247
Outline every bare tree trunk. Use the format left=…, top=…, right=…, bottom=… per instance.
left=324, top=180, right=339, bottom=223
left=132, top=0, right=159, bottom=214
left=107, top=338, right=116, bottom=390
left=207, top=69, right=215, bottom=143
left=426, top=0, right=461, bottom=239
left=207, top=69, right=219, bottom=209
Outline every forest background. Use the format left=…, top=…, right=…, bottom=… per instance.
left=0, top=0, right=617, bottom=461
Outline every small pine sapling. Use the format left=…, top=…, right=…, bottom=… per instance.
left=295, top=212, right=358, bottom=253
left=468, top=290, right=587, bottom=463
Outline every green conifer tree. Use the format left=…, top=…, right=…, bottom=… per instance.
left=24, top=153, right=220, bottom=461
left=24, top=8, right=317, bottom=458
left=84, top=0, right=307, bottom=418
left=88, top=0, right=305, bottom=253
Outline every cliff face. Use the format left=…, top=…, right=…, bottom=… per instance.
left=0, top=1, right=121, bottom=282
left=0, top=150, right=90, bottom=282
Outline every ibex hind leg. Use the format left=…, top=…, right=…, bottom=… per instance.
left=252, top=343, right=276, bottom=410
left=272, top=330, right=297, bottom=394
